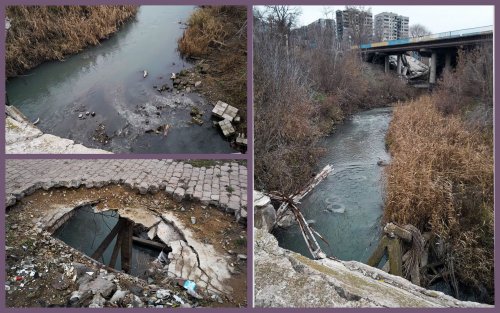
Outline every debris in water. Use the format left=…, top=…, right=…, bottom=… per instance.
left=32, top=117, right=40, bottom=125
left=143, top=70, right=148, bottom=78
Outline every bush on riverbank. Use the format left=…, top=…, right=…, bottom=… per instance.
left=384, top=96, right=493, bottom=302
left=384, top=44, right=493, bottom=302
left=178, top=6, right=247, bottom=130
left=6, top=5, right=137, bottom=77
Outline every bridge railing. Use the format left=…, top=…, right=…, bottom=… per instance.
left=357, top=25, right=493, bottom=49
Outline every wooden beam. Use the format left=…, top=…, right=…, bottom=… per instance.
left=120, top=219, right=133, bottom=273
left=109, top=231, right=122, bottom=268
left=387, top=237, right=403, bottom=277
left=91, top=219, right=124, bottom=260
left=384, top=223, right=413, bottom=242
left=132, top=236, right=167, bottom=251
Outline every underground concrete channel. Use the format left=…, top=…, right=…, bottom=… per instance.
left=5, top=184, right=247, bottom=308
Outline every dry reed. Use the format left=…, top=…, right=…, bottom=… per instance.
left=6, top=5, right=137, bottom=77
left=384, top=95, right=493, bottom=301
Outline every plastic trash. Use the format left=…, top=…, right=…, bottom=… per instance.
left=157, top=251, right=169, bottom=264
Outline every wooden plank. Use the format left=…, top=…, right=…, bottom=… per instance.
left=367, top=235, right=389, bottom=267
left=132, top=236, right=167, bottom=251
left=120, top=219, right=133, bottom=273
left=109, top=231, right=122, bottom=268
left=387, top=237, right=403, bottom=277
left=91, top=219, right=123, bottom=260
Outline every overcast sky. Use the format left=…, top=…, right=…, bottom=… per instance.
left=293, top=6, right=494, bottom=33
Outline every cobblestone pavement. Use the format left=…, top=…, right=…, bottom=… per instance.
left=5, top=159, right=247, bottom=221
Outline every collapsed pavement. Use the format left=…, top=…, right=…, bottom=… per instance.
left=5, top=160, right=247, bottom=308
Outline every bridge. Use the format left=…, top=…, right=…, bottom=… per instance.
left=356, top=25, right=493, bottom=84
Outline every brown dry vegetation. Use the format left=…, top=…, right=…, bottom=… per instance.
left=6, top=5, right=137, bottom=77
left=254, top=12, right=416, bottom=195
left=384, top=45, right=493, bottom=302
left=178, top=6, right=247, bottom=130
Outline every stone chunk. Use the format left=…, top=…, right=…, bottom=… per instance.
left=212, top=101, right=238, bottom=122
left=218, top=119, right=235, bottom=137
left=156, top=222, right=183, bottom=244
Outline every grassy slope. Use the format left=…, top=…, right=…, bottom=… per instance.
left=177, top=6, right=247, bottom=131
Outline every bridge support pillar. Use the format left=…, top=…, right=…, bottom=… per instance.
left=384, top=55, right=389, bottom=73
left=396, top=54, right=402, bottom=75
left=444, top=51, right=452, bottom=73
left=429, top=51, right=437, bottom=84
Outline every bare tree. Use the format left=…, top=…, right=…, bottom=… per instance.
left=409, top=24, right=431, bottom=38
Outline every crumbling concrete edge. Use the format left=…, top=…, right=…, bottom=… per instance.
left=5, top=105, right=112, bottom=154
left=5, top=177, right=246, bottom=225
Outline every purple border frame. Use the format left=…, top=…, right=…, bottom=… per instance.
left=0, top=0, right=497, bottom=311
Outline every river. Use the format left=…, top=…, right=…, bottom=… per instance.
left=6, top=6, right=234, bottom=153
left=274, top=107, right=392, bottom=262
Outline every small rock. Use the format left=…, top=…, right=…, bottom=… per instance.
left=85, top=111, right=90, bottom=116
left=191, top=216, right=196, bottom=224
left=237, top=254, right=247, bottom=261
left=195, top=81, right=202, bottom=87
left=110, top=290, right=128, bottom=304
left=78, top=114, right=83, bottom=119
left=156, top=289, right=170, bottom=299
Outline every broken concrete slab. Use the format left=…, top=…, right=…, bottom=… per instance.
left=162, top=212, right=232, bottom=294
left=212, top=101, right=238, bottom=122
left=156, top=221, right=183, bottom=244
left=218, top=119, right=235, bottom=137
left=118, top=208, right=161, bottom=229
left=254, top=228, right=492, bottom=308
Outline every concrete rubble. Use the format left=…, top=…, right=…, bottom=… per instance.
left=5, top=105, right=111, bottom=154
left=254, top=228, right=492, bottom=308
left=5, top=160, right=248, bottom=308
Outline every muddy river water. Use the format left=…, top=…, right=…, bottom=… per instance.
left=6, top=6, right=234, bottom=153
left=274, top=107, right=393, bottom=262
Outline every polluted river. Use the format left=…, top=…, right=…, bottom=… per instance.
left=274, top=107, right=392, bottom=262
left=6, top=6, right=234, bottom=153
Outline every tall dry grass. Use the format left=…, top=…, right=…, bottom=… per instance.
left=384, top=96, right=493, bottom=301
left=6, top=5, right=137, bottom=77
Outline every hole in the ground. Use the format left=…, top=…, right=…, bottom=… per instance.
left=52, top=204, right=176, bottom=279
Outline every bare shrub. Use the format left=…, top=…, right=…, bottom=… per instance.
left=384, top=96, right=493, bottom=301
left=6, top=5, right=137, bottom=77
left=435, top=44, right=493, bottom=116
left=254, top=25, right=324, bottom=195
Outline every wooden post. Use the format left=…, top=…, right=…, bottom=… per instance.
left=120, top=219, right=133, bottom=273
left=387, top=237, right=403, bottom=277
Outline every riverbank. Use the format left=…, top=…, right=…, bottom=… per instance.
left=383, top=45, right=493, bottom=303
left=178, top=6, right=247, bottom=134
left=6, top=106, right=111, bottom=154
left=6, top=5, right=137, bottom=77
left=384, top=96, right=493, bottom=303
left=254, top=228, right=490, bottom=308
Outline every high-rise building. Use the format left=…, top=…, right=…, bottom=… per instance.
left=291, top=18, right=336, bottom=49
left=336, top=8, right=373, bottom=44
left=374, top=12, right=409, bottom=41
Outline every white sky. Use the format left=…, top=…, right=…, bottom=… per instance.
left=293, top=5, right=494, bottom=33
